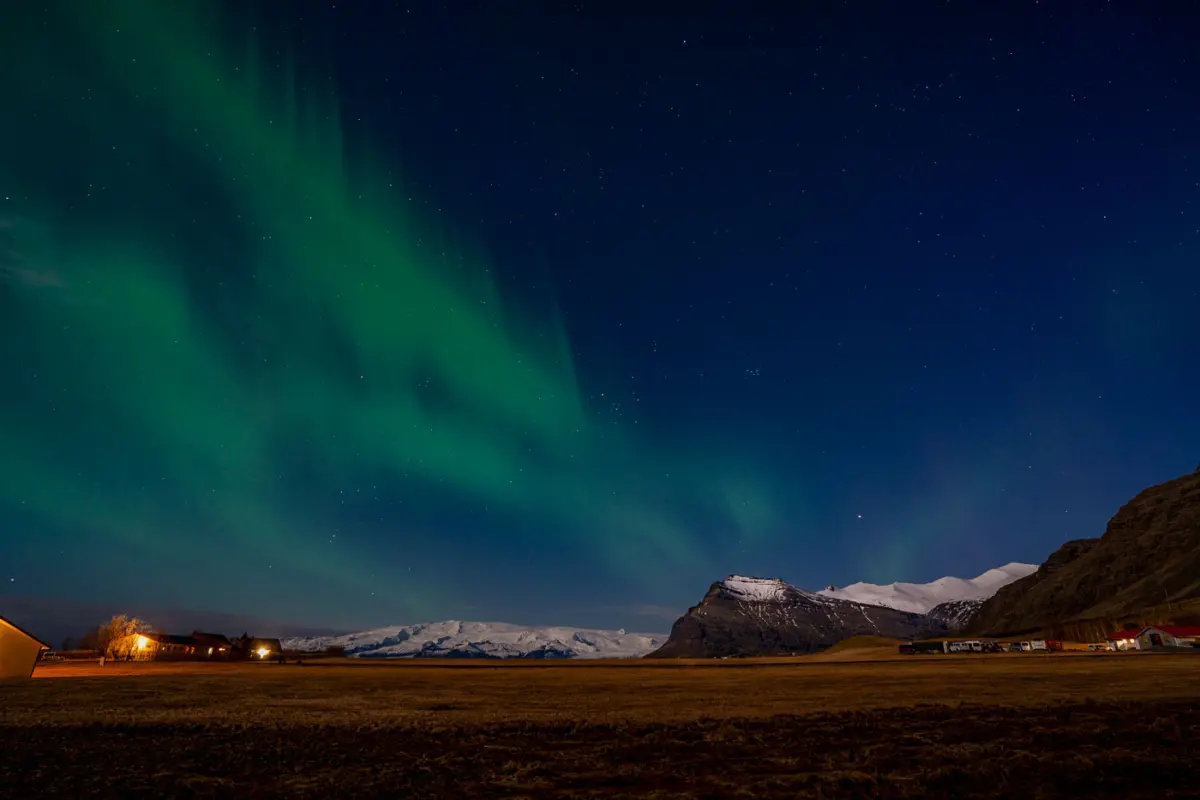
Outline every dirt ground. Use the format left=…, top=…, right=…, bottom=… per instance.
left=3, top=653, right=1198, bottom=798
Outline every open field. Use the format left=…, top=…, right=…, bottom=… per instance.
left=3, top=654, right=1198, bottom=798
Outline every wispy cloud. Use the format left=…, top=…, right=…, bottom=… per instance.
left=1, top=263, right=64, bottom=287
left=0, top=218, right=64, bottom=288
left=625, top=604, right=683, bottom=622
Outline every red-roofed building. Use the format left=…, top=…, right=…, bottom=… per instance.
left=1105, top=626, right=1200, bottom=651
left=1157, top=626, right=1200, bottom=645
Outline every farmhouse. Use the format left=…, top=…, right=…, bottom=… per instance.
left=1105, top=626, right=1200, bottom=651
left=232, top=635, right=284, bottom=661
left=132, top=633, right=199, bottom=661
left=191, top=631, right=233, bottom=659
left=0, top=615, right=50, bottom=679
left=125, top=631, right=285, bottom=662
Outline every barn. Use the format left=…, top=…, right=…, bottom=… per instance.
left=0, top=615, right=50, bottom=679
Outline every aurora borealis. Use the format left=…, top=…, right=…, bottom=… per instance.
left=3, top=3, right=1198, bottom=630
left=1, top=1, right=774, bottom=625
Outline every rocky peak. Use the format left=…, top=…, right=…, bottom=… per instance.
left=711, top=575, right=830, bottom=605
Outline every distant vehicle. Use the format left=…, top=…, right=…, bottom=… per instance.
left=1086, top=644, right=1106, bottom=651
left=38, top=651, right=64, bottom=663
left=919, top=639, right=1002, bottom=654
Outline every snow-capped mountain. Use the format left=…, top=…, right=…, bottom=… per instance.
left=648, top=575, right=946, bottom=658
left=281, top=620, right=665, bottom=660
left=818, top=563, right=1038, bottom=615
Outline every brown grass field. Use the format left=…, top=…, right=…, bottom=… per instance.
left=2, top=648, right=1198, bottom=798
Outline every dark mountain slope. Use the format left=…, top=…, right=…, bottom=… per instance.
left=969, top=470, right=1200, bottom=636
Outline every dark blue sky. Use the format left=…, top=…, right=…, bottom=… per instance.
left=3, top=1, right=1197, bottom=633
left=331, top=4, right=1199, bottom=588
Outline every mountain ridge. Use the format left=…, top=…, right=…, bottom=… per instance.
left=646, top=574, right=947, bottom=658
left=818, top=562, right=1037, bottom=614
left=648, top=559, right=1039, bottom=658
left=281, top=620, right=665, bottom=660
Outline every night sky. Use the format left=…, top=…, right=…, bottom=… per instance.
left=3, top=2, right=1197, bottom=633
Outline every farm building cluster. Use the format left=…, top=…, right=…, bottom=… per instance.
left=1104, top=626, right=1200, bottom=651
left=114, top=631, right=285, bottom=663
left=901, top=626, right=1200, bottom=655
left=2, top=612, right=290, bottom=680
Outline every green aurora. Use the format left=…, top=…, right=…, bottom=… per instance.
left=0, top=2, right=778, bottom=623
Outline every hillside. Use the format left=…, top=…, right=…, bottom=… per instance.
left=969, top=470, right=1200, bottom=636
left=806, top=635, right=903, bottom=662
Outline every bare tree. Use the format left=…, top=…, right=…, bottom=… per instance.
left=98, top=615, right=152, bottom=659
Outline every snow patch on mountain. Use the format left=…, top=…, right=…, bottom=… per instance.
left=719, top=575, right=791, bottom=602
left=926, top=598, right=985, bottom=630
left=818, top=562, right=1038, bottom=614
left=281, top=620, right=665, bottom=660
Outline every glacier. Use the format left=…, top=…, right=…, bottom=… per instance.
left=281, top=620, right=665, bottom=660
left=817, top=562, right=1038, bottom=614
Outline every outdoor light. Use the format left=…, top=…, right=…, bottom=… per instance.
left=136, top=636, right=148, bottom=650
left=256, top=647, right=270, bottom=659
